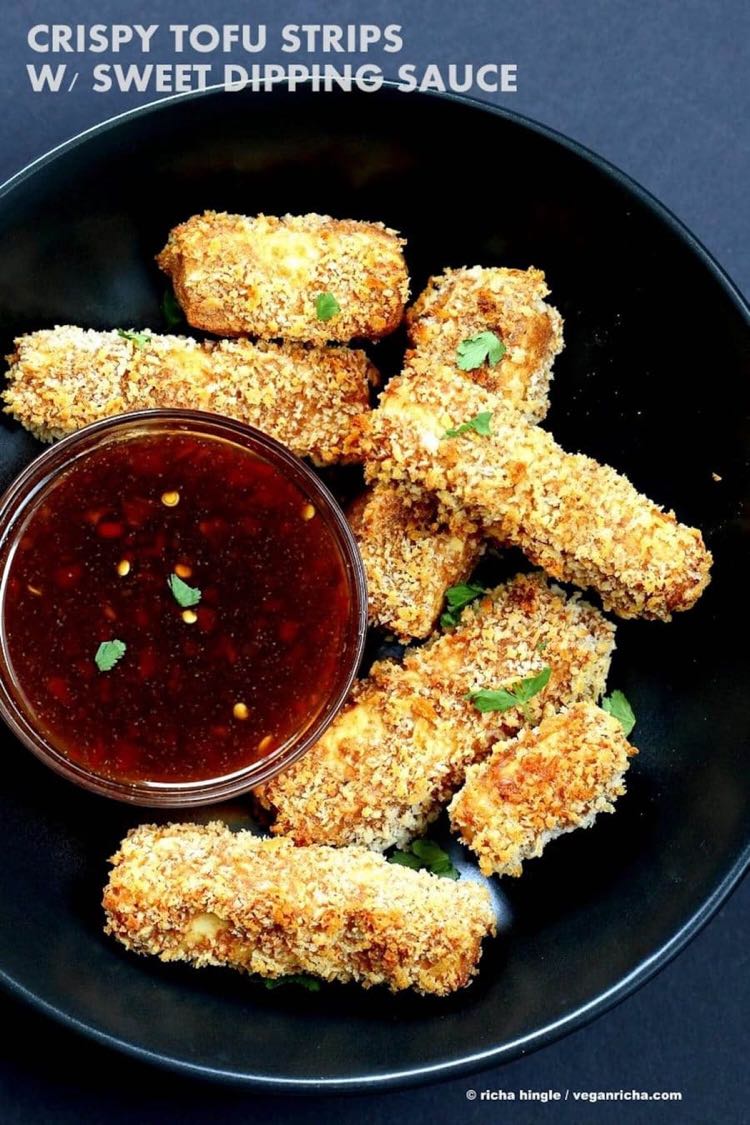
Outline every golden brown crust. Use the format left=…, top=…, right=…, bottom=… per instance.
left=256, top=573, right=615, bottom=850
left=449, top=702, right=637, bottom=877
left=3, top=326, right=376, bottom=465
left=156, top=212, right=410, bottom=342
left=348, top=482, right=483, bottom=639
left=406, top=266, right=563, bottom=422
left=103, top=822, right=495, bottom=996
left=352, top=366, right=712, bottom=619
left=342, top=266, right=564, bottom=634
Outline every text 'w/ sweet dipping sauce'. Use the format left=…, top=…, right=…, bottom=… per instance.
left=0, top=413, right=366, bottom=803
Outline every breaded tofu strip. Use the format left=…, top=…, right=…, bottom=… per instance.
left=257, top=573, right=615, bottom=850
left=103, top=822, right=495, bottom=996
left=348, top=482, right=483, bottom=639
left=406, top=266, right=563, bottom=422
left=3, top=326, right=376, bottom=465
left=345, top=269, right=561, bottom=634
left=352, top=367, right=712, bottom=619
left=157, top=212, right=410, bottom=343
left=345, top=269, right=562, bottom=635
left=449, top=702, right=637, bottom=877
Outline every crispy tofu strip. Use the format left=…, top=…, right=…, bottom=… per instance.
left=406, top=266, right=563, bottom=422
left=3, top=326, right=376, bottom=465
left=348, top=482, right=483, bottom=640
left=352, top=367, right=712, bottom=619
left=344, top=268, right=562, bottom=637
left=257, top=573, right=615, bottom=850
left=157, top=212, right=410, bottom=343
left=449, top=702, right=637, bottom=877
left=103, top=822, right=495, bottom=996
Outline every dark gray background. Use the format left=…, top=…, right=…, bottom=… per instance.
left=0, top=1, right=748, bottom=1122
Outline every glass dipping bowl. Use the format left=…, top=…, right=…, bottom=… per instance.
left=0, top=410, right=367, bottom=806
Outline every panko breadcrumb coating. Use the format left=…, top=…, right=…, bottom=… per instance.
left=449, top=702, right=637, bottom=877
left=103, top=822, right=495, bottom=996
left=343, top=267, right=562, bottom=638
left=351, top=366, right=712, bottom=619
left=256, top=573, right=615, bottom=851
left=157, top=212, right=410, bottom=343
left=348, top=482, right=483, bottom=639
left=3, top=326, right=376, bottom=465
left=406, top=266, right=563, bottom=422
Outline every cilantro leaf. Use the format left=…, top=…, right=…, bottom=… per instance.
left=441, top=582, right=487, bottom=629
left=512, top=666, right=552, bottom=703
left=467, top=666, right=552, bottom=717
left=466, top=688, right=519, bottom=714
left=456, top=331, right=506, bottom=371
left=95, top=639, right=126, bottom=672
left=117, top=329, right=151, bottom=350
left=161, top=288, right=184, bottom=328
left=387, top=839, right=460, bottom=880
left=387, top=850, right=422, bottom=870
left=443, top=411, right=493, bottom=439
left=314, top=292, right=340, bottom=322
left=410, top=839, right=460, bottom=879
left=602, top=689, right=636, bottom=737
left=167, top=573, right=202, bottom=608
left=263, top=974, right=321, bottom=992
left=445, top=583, right=486, bottom=612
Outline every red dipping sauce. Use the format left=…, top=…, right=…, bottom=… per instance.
left=0, top=412, right=366, bottom=804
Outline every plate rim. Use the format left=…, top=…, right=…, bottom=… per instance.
left=0, top=79, right=748, bottom=1093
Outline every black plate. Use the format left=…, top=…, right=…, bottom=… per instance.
left=0, top=86, right=748, bottom=1093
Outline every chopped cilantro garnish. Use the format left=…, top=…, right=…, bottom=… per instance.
left=117, top=329, right=151, bottom=349
left=167, top=572, right=202, bottom=608
left=467, top=666, right=551, bottom=721
left=456, top=331, right=505, bottom=372
left=387, top=849, right=422, bottom=870
left=314, top=292, right=340, bottom=321
left=602, top=689, right=636, bottom=737
left=95, top=639, right=126, bottom=672
left=441, top=582, right=487, bottom=628
left=443, top=411, right=493, bottom=439
left=161, top=289, right=184, bottom=328
left=387, top=839, right=460, bottom=880
left=411, top=839, right=460, bottom=878
left=263, top=974, right=321, bottom=992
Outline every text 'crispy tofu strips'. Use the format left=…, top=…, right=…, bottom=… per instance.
left=348, top=482, right=483, bottom=640
left=156, top=211, right=410, bottom=343
left=449, top=702, right=637, bottom=878
left=3, top=326, right=376, bottom=465
left=406, top=266, right=564, bottom=423
left=354, top=367, right=712, bottom=620
left=103, top=822, right=496, bottom=996
left=256, top=573, right=615, bottom=852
